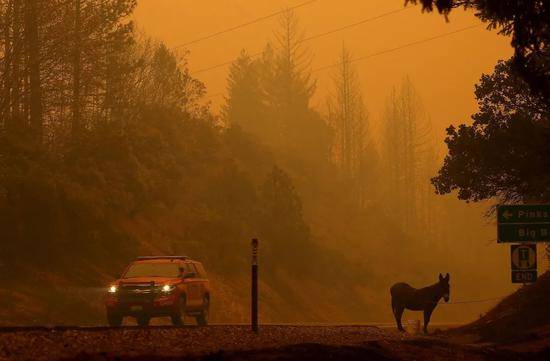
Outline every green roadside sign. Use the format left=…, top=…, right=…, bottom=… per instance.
left=497, top=205, right=550, bottom=243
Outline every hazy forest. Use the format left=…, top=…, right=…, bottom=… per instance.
left=0, top=0, right=526, bottom=325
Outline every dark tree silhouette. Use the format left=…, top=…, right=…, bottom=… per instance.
left=406, top=0, right=550, bottom=101
left=432, top=60, right=550, bottom=203
left=222, top=50, right=267, bottom=137
left=24, top=0, right=43, bottom=143
left=259, top=166, right=311, bottom=266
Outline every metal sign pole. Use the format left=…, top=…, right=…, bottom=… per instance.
left=251, top=238, right=259, bottom=334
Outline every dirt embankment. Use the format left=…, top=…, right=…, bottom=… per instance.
left=453, top=271, right=550, bottom=343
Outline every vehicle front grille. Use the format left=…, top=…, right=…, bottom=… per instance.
left=118, top=283, right=158, bottom=303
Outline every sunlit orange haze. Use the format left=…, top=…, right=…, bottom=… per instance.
left=2, top=0, right=550, bottom=359
left=134, top=0, right=511, bottom=134
left=0, top=0, right=530, bottom=327
left=131, top=0, right=518, bottom=323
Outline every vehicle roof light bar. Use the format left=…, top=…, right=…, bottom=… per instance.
left=136, top=256, right=188, bottom=261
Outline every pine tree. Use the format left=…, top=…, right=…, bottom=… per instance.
left=222, top=50, right=266, bottom=136
left=382, top=77, right=432, bottom=231
left=327, top=45, right=379, bottom=207
left=0, top=0, right=137, bottom=146
left=132, top=42, right=206, bottom=116
left=328, top=44, right=368, bottom=180
left=24, top=0, right=43, bottom=143
left=259, top=166, right=310, bottom=261
left=266, top=9, right=329, bottom=163
left=71, top=0, right=82, bottom=137
left=222, top=11, right=330, bottom=164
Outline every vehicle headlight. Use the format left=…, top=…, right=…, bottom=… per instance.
left=161, top=284, right=175, bottom=293
left=108, top=285, right=118, bottom=293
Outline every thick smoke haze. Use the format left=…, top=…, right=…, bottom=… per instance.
left=130, top=0, right=518, bottom=323
left=134, top=0, right=512, bottom=138
left=0, top=0, right=536, bottom=328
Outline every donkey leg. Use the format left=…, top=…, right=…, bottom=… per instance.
left=394, top=306, right=405, bottom=332
left=423, top=308, right=433, bottom=334
left=391, top=298, right=402, bottom=331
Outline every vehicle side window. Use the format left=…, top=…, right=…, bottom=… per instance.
left=185, top=263, right=197, bottom=276
left=195, top=263, right=207, bottom=279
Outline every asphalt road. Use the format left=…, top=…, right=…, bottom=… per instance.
left=0, top=325, right=547, bottom=361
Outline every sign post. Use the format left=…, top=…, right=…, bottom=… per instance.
left=251, top=238, right=259, bottom=334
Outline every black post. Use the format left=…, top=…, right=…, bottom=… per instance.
left=251, top=238, right=259, bottom=334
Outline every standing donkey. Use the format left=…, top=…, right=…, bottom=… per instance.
left=390, top=273, right=450, bottom=334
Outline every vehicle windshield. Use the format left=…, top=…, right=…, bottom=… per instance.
left=122, top=263, right=181, bottom=278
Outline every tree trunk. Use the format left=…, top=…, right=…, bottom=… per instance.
left=23, top=0, right=42, bottom=144
left=11, top=0, right=21, bottom=130
left=2, top=0, right=13, bottom=130
left=71, top=0, right=82, bottom=138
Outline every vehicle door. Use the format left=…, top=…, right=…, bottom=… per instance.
left=183, top=262, right=201, bottom=307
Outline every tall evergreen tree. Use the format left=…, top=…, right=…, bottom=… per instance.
left=382, top=77, right=432, bottom=231
left=222, top=50, right=266, bottom=136
left=266, top=9, right=329, bottom=164
left=0, top=0, right=137, bottom=146
left=23, top=0, right=42, bottom=143
left=223, top=11, right=330, bottom=166
left=259, top=166, right=310, bottom=263
left=327, top=45, right=379, bottom=207
left=131, top=42, right=206, bottom=116
left=327, top=45, right=368, bottom=181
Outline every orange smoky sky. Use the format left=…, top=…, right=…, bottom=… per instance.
left=134, top=0, right=512, bottom=146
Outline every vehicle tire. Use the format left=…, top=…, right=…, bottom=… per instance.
left=196, top=296, right=209, bottom=326
left=171, top=296, right=186, bottom=326
left=136, top=315, right=150, bottom=327
left=107, top=312, right=123, bottom=327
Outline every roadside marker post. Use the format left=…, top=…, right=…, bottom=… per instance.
left=251, top=238, right=259, bottom=334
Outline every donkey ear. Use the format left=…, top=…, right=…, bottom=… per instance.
left=439, top=273, right=443, bottom=281
left=445, top=273, right=450, bottom=281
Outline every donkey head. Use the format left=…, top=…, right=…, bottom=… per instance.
left=438, top=273, right=450, bottom=302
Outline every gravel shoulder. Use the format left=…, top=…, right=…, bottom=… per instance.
left=0, top=325, right=400, bottom=361
left=0, top=325, right=548, bottom=361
